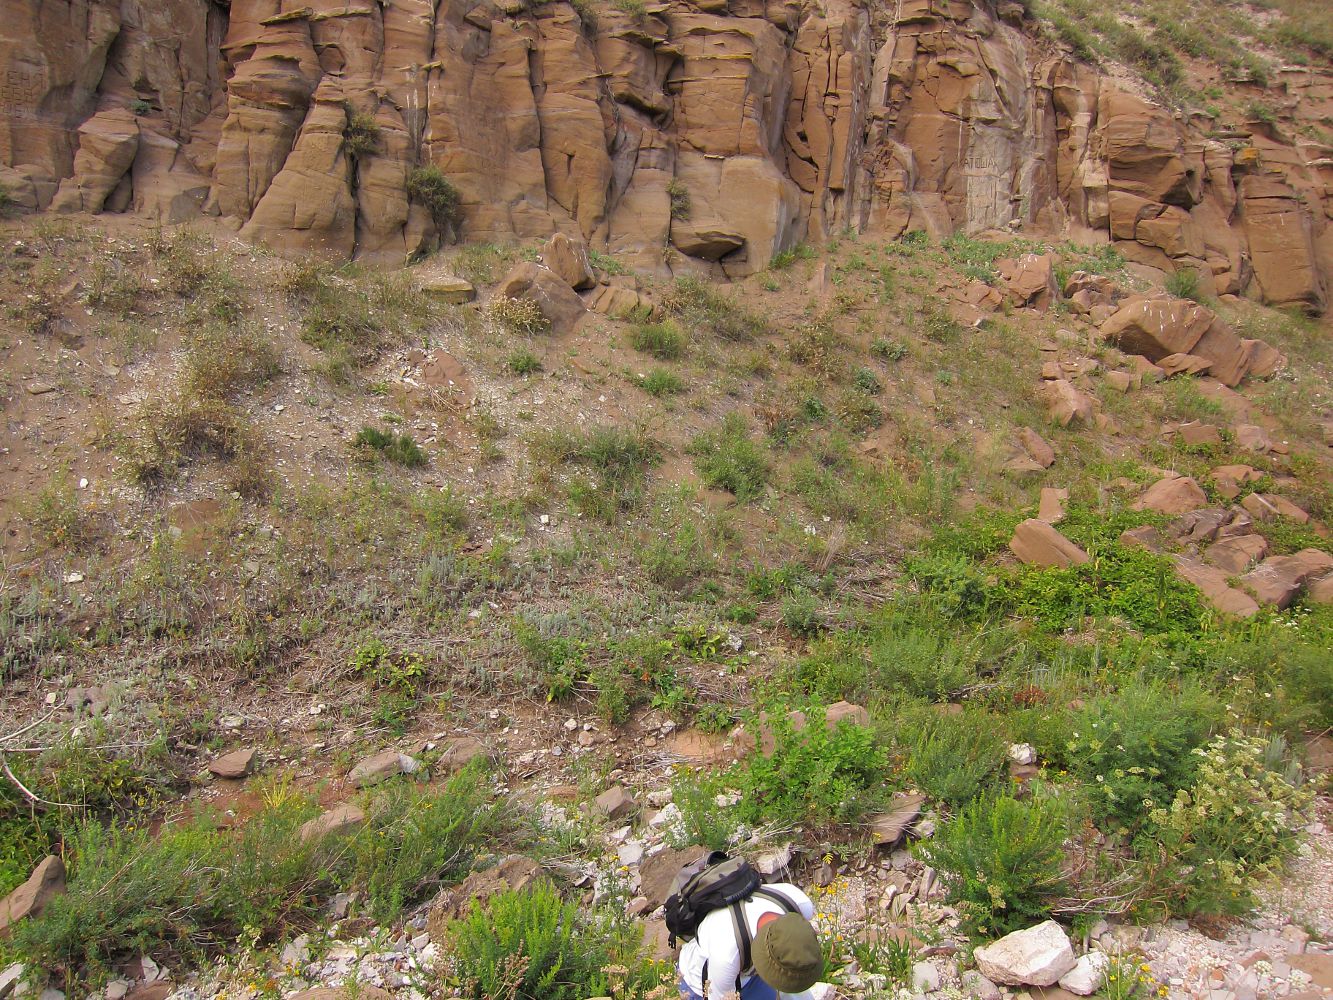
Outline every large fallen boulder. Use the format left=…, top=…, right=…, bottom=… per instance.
left=0, top=857, right=65, bottom=938
left=1172, top=556, right=1260, bottom=618
left=1240, top=550, right=1333, bottom=609
left=974, top=921, right=1077, bottom=987
left=495, top=261, right=587, bottom=334
left=1134, top=476, right=1206, bottom=515
left=1009, top=519, right=1090, bottom=569
left=1100, top=297, right=1213, bottom=360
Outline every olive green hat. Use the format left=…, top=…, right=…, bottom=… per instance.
left=752, top=913, right=823, bottom=993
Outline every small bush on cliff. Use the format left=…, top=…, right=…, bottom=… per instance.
left=1164, top=267, right=1203, bottom=302
left=407, top=165, right=462, bottom=233
left=488, top=295, right=549, bottom=336
left=355, top=426, right=428, bottom=468
left=666, top=178, right=691, bottom=219
left=343, top=108, right=381, bottom=160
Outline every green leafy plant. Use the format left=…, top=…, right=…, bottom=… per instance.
left=442, top=881, right=665, bottom=1000
left=731, top=710, right=892, bottom=829
left=905, top=718, right=1007, bottom=808
left=506, top=349, right=543, bottom=375
left=919, top=792, right=1069, bottom=937
left=354, top=426, right=428, bottom=467
left=632, top=368, right=685, bottom=397
left=1137, top=731, right=1312, bottom=919
left=1164, top=268, right=1202, bottom=302
left=687, top=414, right=770, bottom=501
left=630, top=320, right=687, bottom=361
left=350, top=637, right=428, bottom=694
left=666, top=178, right=691, bottom=220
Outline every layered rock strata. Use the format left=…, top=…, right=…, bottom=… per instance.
left=1, top=0, right=1329, bottom=302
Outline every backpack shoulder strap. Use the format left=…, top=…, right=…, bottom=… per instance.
left=730, top=902, right=752, bottom=990
left=751, top=886, right=799, bottom=914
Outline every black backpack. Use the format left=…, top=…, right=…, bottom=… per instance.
left=664, top=851, right=798, bottom=994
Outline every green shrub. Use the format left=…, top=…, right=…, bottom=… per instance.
left=347, top=765, right=513, bottom=922
left=442, top=881, right=665, bottom=1000
left=22, top=470, right=96, bottom=550
left=865, top=616, right=982, bottom=702
left=633, top=368, right=685, bottom=397
left=905, top=552, right=993, bottom=618
left=668, top=768, right=736, bottom=851
left=732, top=711, right=892, bottom=829
left=1058, top=683, right=1222, bottom=835
left=11, top=765, right=516, bottom=988
left=1164, top=267, right=1202, bottom=302
left=350, top=636, right=428, bottom=693
left=663, top=276, right=768, bottom=341
left=1138, top=731, right=1312, bottom=919
left=905, top=716, right=1007, bottom=808
left=870, top=338, right=909, bottom=362
left=488, top=296, right=550, bottom=336
left=688, top=414, right=770, bottom=501
left=355, top=426, right=428, bottom=467
left=506, top=349, right=543, bottom=375
left=630, top=320, right=687, bottom=360
left=532, top=425, right=660, bottom=520
left=407, top=165, right=462, bottom=233
left=919, top=793, right=1069, bottom=937
left=781, top=589, right=824, bottom=638
left=666, top=178, right=691, bottom=220
left=343, top=108, right=381, bottom=159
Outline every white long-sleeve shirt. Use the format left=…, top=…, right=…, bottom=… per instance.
left=678, top=884, right=816, bottom=1000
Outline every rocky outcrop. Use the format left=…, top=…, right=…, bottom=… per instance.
left=2, top=0, right=1331, bottom=301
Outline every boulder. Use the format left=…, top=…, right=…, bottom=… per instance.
left=298, top=803, right=366, bottom=843
left=542, top=233, right=595, bottom=291
left=867, top=792, right=927, bottom=847
left=1058, top=952, right=1109, bottom=995
left=1177, top=422, right=1221, bottom=448
left=208, top=749, right=255, bottom=779
left=1157, top=353, right=1211, bottom=378
left=1127, top=354, right=1165, bottom=383
left=289, top=986, right=392, bottom=1000
left=1105, top=370, right=1133, bottom=393
left=1009, top=519, right=1090, bottom=569
left=348, top=750, right=420, bottom=788
left=1191, top=321, right=1252, bottom=387
left=1240, top=550, right=1333, bottom=609
left=1019, top=428, right=1056, bottom=468
left=1169, top=508, right=1230, bottom=543
left=998, top=254, right=1059, bottom=310
left=1205, top=535, right=1269, bottom=575
left=0, top=857, right=65, bottom=938
left=1043, top=380, right=1095, bottom=427
left=1134, top=476, right=1206, bottom=515
left=495, top=261, right=587, bottom=335
left=1241, top=493, right=1309, bottom=524
left=418, top=274, right=477, bottom=304
left=1037, top=488, right=1069, bottom=525
left=1100, top=297, right=1213, bottom=361
left=1172, top=556, right=1259, bottom=617
left=974, top=921, right=1078, bottom=987
left=1235, top=424, right=1273, bottom=453
left=427, top=855, right=543, bottom=925
left=595, top=785, right=638, bottom=820
left=438, top=737, right=490, bottom=774
left=1210, top=464, right=1261, bottom=500
left=825, top=701, right=870, bottom=729
left=640, top=845, right=709, bottom=907
left=1307, top=574, right=1333, bottom=606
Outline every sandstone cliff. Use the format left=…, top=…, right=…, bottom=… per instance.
left=1, top=0, right=1329, bottom=306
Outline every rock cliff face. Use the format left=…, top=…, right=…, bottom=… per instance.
left=1, top=0, right=1330, bottom=304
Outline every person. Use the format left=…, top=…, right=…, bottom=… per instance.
left=676, top=880, right=823, bottom=1000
